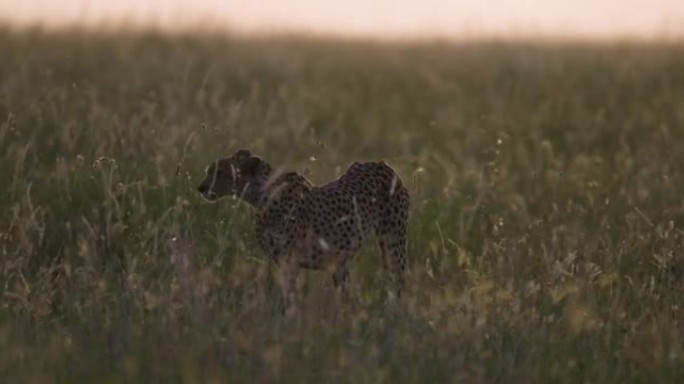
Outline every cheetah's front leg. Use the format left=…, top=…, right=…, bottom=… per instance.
left=278, top=254, right=300, bottom=316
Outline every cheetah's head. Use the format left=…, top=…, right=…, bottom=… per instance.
left=197, top=149, right=271, bottom=202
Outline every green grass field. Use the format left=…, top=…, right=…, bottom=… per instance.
left=1, top=26, right=684, bottom=382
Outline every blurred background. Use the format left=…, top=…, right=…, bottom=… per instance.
left=2, top=0, right=684, bottom=40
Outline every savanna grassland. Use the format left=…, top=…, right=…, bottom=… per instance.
left=1, top=26, right=684, bottom=382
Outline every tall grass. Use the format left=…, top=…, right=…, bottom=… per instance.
left=1, top=26, right=684, bottom=382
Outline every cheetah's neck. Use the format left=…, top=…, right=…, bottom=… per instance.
left=252, top=171, right=312, bottom=211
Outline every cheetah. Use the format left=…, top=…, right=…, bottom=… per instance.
left=197, top=149, right=410, bottom=304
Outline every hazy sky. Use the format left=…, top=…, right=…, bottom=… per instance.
left=2, top=0, right=684, bottom=39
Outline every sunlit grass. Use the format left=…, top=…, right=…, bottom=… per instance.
left=1, top=26, right=684, bottom=382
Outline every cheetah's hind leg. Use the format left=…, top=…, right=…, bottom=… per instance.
left=377, top=232, right=407, bottom=301
left=376, top=184, right=410, bottom=301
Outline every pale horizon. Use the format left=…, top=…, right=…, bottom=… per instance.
left=1, top=0, right=684, bottom=40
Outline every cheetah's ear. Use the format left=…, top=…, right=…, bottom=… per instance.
left=242, top=155, right=268, bottom=176
left=235, top=149, right=252, bottom=158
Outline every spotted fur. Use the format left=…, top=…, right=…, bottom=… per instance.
left=197, top=149, right=410, bottom=302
